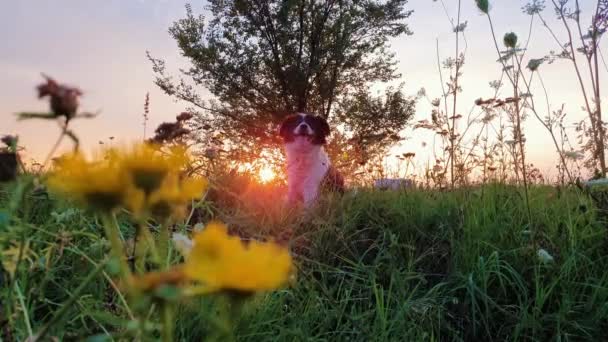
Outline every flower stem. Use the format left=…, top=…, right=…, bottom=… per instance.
left=159, top=223, right=171, bottom=268
left=161, top=302, right=174, bottom=342
left=101, top=214, right=133, bottom=286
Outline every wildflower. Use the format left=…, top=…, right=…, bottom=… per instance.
left=537, top=248, right=554, bottom=264
left=176, top=112, right=193, bottom=121
left=523, top=0, right=545, bottom=15
left=140, top=174, right=208, bottom=220
left=120, top=143, right=189, bottom=195
left=475, top=0, right=490, bottom=14
left=503, top=32, right=518, bottom=49
left=453, top=21, right=468, bottom=33
left=1, top=135, right=18, bottom=150
left=149, top=122, right=190, bottom=144
left=183, top=222, right=293, bottom=294
left=172, top=233, right=194, bottom=256
left=47, top=152, right=129, bottom=212
left=482, top=113, right=496, bottom=123
left=416, top=88, right=426, bottom=97
left=36, top=74, right=82, bottom=120
left=564, top=150, right=585, bottom=160
left=527, top=58, right=545, bottom=71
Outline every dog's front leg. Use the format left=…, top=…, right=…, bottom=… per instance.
left=286, top=181, right=302, bottom=205
left=302, top=182, right=319, bottom=207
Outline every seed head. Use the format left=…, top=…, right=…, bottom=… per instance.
left=503, top=32, right=518, bottom=49
left=475, top=0, right=490, bottom=14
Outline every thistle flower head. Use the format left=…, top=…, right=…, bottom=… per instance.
left=36, top=74, right=83, bottom=120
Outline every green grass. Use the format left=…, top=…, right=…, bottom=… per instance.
left=2, top=179, right=608, bottom=341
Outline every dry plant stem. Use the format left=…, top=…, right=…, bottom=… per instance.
left=32, top=259, right=108, bottom=342
left=40, top=124, right=67, bottom=171
left=435, top=39, right=451, bottom=176
left=550, top=0, right=606, bottom=175
left=511, top=59, right=533, bottom=222
left=515, top=60, right=575, bottom=184
left=450, top=0, right=462, bottom=188
left=508, top=32, right=575, bottom=184
left=484, top=13, right=532, bottom=222
left=575, top=0, right=606, bottom=174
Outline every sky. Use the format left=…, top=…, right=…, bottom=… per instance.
left=0, top=0, right=601, bottom=178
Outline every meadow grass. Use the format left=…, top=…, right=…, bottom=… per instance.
left=1, top=179, right=608, bottom=341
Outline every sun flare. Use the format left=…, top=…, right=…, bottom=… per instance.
left=258, top=166, right=276, bottom=183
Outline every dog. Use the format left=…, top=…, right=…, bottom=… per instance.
left=278, top=112, right=344, bottom=207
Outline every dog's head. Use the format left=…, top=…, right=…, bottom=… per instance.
left=278, top=112, right=330, bottom=145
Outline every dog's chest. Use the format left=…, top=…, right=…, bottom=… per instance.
left=285, top=149, right=329, bottom=186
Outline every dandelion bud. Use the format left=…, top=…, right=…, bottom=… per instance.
left=503, top=32, right=518, bottom=49
left=527, top=58, right=544, bottom=71
left=475, top=0, right=490, bottom=14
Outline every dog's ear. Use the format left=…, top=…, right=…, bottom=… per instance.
left=309, top=115, right=330, bottom=145
left=278, top=114, right=298, bottom=139
left=314, top=116, right=330, bottom=138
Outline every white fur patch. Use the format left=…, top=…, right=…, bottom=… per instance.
left=284, top=136, right=330, bottom=207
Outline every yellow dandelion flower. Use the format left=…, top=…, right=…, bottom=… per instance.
left=120, top=143, right=190, bottom=195
left=183, top=222, right=293, bottom=294
left=47, top=152, right=130, bottom=212
left=139, top=174, right=208, bottom=220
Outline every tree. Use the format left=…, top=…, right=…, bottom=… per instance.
left=148, top=0, right=416, bottom=178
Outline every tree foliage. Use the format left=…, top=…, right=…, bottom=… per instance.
left=149, top=0, right=416, bottom=177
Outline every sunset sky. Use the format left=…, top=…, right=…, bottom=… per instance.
left=1, top=0, right=600, bottom=177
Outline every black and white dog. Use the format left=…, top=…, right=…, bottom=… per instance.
left=278, top=112, right=344, bottom=207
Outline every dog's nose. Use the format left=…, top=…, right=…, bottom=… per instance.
left=296, top=123, right=310, bottom=135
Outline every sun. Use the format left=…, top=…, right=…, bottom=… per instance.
left=258, top=166, right=276, bottom=183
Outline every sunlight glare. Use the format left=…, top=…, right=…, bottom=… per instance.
left=258, top=166, right=276, bottom=183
